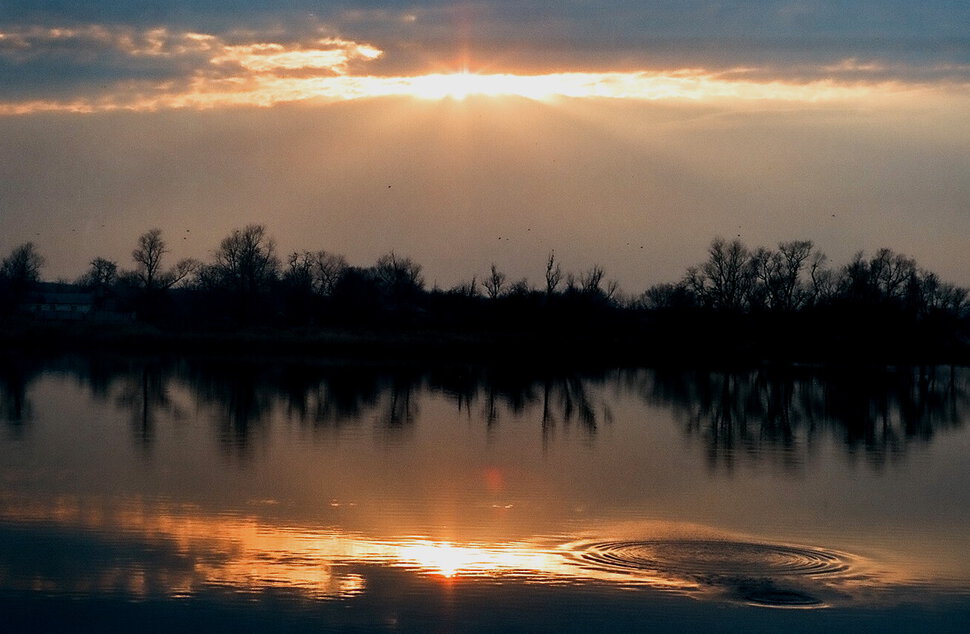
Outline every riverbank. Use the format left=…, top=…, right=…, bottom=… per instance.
left=2, top=317, right=968, bottom=367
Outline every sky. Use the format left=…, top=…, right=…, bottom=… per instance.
left=1, top=1, right=969, bottom=292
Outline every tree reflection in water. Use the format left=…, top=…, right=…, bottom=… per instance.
left=0, top=356, right=42, bottom=438
left=640, top=365, right=969, bottom=470
left=187, top=359, right=274, bottom=455
left=0, top=355, right=965, bottom=465
left=114, top=362, right=187, bottom=451
left=427, top=365, right=610, bottom=436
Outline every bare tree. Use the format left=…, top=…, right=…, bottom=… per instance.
left=545, top=251, right=562, bottom=296
left=935, top=282, right=968, bottom=316
left=838, top=248, right=918, bottom=306
left=451, top=276, right=479, bottom=298
left=314, top=251, right=348, bottom=296
left=209, top=225, right=280, bottom=322
left=751, top=240, right=816, bottom=311
left=641, top=282, right=696, bottom=310
left=375, top=252, right=424, bottom=291
left=507, top=278, right=531, bottom=297
left=483, top=263, right=506, bottom=299
left=127, top=229, right=198, bottom=291
left=214, top=224, right=280, bottom=296
left=281, top=249, right=349, bottom=297
left=604, top=279, right=620, bottom=302
left=869, top=248, right=917, bottom=300
left=750, top=247, right=778, bottom=310
left=131, top=228, right=167, bottom=290
left=809, top=251, right=836, bottom=304
left=580, top=265, right=605, bottom=295
left=285, top=251, right=316, bottom=293
left=1, top=242, right=45, bottom=285
left=78, top=257, right=118, bottom=289
left=0, top=242, right=45, bottom=308
left=694, top=237, right=755, bottom=311
left=564, top=272, right=579, bottom=293
left=167, top=257, right=200, bottom=288
left=918, top=272, right=968, bottom=316
left=776, top=240, right=815, bottom=310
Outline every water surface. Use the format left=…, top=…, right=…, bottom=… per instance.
left=1, top=356, right=968, bottom=631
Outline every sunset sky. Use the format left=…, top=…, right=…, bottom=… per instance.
left=1, top=1, right=968, bottom=291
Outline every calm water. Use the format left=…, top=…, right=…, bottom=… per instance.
left=1, top=355, right=969, bottom=632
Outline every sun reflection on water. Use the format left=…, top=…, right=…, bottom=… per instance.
left=394, top=540, right=562, bottom=579
left=0, top=495, right=939, bottom=608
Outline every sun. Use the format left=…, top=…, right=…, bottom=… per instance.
left=407, top=72, right=488, bottom=100
left=404, top=71, right=558, bottom=101
left=399, top=542, right=480, bottom=577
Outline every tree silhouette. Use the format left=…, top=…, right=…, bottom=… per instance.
left=284, top=250, right=316, bottom=294
left=0, top=242, right=45, bottom=312
left=215, top=224, right=279, bottom=293
left=545, top=251, right=562, bottom=297
left=688, top=237, right=754, bottom=312
left=1, top=242, right=45, bottom=284
left=809, top=251, right=837, bottom=304
left=315, top=251, right=348, bottom=296
left=375, top=252, right=424, bottom=298
left=580, top=265, right=605, bottom=295
left=78, top=257, right=118, bottom=290
left=211, top=224, right=280, bottom=321
left=751, top=240, right=816, bottom=311
left=127, top=229, right=197, bottom=292
left=640, top=282, right=696, bottom=311
left=483, top=263, right=506, bottom=299
left=131, top=229, right=167, bottom=291
left=451, top=276, right=479, bottom=298
left=2, top=220, right=966, bottom=363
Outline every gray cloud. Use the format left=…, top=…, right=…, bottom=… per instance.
left=1, top=1, right=969, bottom=105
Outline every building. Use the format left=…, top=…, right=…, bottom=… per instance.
left=22, top=283, right=133, bottom=323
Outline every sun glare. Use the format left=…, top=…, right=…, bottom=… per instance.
left=321, top=71, right=887, bottom=105
left=399, top=542, right=473, bottom=577
left=0, top=67, right=899, bottom=115
left=405, top=72, right=538, bottom=100
left=0, top=23, right=929, bottom=114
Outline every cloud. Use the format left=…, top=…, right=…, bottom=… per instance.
left=1, top=18, right=965, bottom=115
left=0, top=24, right=393, bottom=112
left=0, top=3, right=968, bottom=113
left=211, top=40, right=382, bottom=73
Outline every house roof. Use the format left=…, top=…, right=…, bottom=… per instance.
left=27, top=283, right=95, bottom=306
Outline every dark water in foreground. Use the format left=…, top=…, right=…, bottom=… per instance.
left=1, top=356, right=969, bottom=632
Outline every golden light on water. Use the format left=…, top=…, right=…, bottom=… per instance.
left=0, top=496, right=916, bottom=606
left=396, top=540, right=559, bottom=578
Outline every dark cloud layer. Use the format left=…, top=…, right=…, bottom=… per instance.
left=4, top=1, right=968, bottom=36
left=1, top=1, right=969, bottom=103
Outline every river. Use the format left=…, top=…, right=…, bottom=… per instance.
left=1, top=355, right=968, bottom=631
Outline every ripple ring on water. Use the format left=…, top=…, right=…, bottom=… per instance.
left=574, top=539, right=851, bottom=579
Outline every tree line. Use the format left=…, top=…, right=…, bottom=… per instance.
left=1, top=226, right=967, bottom=360
left=641, top=236, right=967, bottom=317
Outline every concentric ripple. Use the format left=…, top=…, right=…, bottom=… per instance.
left=568, top=539, right=855, bottom=607
left=576, top=539, right=850, bottom=578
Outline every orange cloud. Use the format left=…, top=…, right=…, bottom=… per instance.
left=0, top=24, right=960, bottom=115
